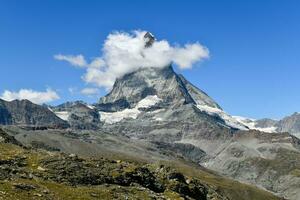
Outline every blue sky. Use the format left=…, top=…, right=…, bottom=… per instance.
left=0, top=0, right=299, bottom=119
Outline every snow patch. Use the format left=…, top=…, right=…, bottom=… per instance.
left=55, top=111, right=69, bottom=121
left=86, top=104, right=95, bottom=110
left=257, top=126, right=278, bottom=133
left=233, top=116, right=278, bottom=133
left=100, top=95, right=161, bottom=124
left=196, top=105, right=248, bottom=130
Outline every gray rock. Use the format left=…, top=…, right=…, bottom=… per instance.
left=255, top=118, right=278, bottom=128
left=276, top=112, right=300, bottom=134
left=0, top=99, right=69, bottom=128
left=51, top=102, right=101, bottom=130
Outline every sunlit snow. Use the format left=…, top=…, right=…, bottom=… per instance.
left=196, top=105, right=248, bottom=130
left=100, top=95, right=161, bottom=124
left=233, top=116, right=277, bottom=133
left=55, top=111, right=69, bottom=121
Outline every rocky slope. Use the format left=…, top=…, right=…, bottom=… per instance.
left=276, top=113, right=300, bottom=138
left=202, top=130, right=300, bottom=200
left=50, top=101, right=101, bottom=130
left=0, top=99, right=69, bottom=129
left=0, top=127, right=283, bottom=200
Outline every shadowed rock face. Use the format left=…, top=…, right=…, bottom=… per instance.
left=0, top=99, right=69, bottom=128
left=0, top=100, right=13, bottom=124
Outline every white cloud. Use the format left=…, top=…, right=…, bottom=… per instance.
left=80, top=87, right=100, bottom=96
left=56, top=30, right=209, bottom=89
left=172, top=44, right=209, bottom=69
left=0, top=89, right=60, bottom=104
left=54, top=54, right=87, bottom=68
left=89, top=57, right=105, bottom=69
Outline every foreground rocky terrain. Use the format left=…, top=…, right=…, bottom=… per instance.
left=0, top=127, right=282, bottom=200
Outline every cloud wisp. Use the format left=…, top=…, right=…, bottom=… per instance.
left=0, top=89, right=60, bottom=104
left=80, top=87, right=100, bottom=96
left=55, top=30, right=209, bottom=89
left=54, top=54, right=87, bottom=68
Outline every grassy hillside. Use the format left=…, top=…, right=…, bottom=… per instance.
left=0, top=128, right=283, bottom=200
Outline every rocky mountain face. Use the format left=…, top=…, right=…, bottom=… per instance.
left=50, top=101, right=101, bottom=130
left=97, top=65, right=246, bottom=130
left=0, top=98, right=102, bottom=130
left=276, top=113, right=300, bottom=137
left=255, top=118, right=278, bottom=128
left=0, top=99, right=69, bottom=129
left=97, top=66, right=196, bottom=111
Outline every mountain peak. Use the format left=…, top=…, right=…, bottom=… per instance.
left=144, top=32, right=155, bottom=48
left=96, top=65, right=247, bottom=130
left=97, top=66, right=195, bottom=111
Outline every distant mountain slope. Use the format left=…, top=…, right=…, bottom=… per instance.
left=276, top=112, right=300, bottom=138
left=0, top=99, right=69, bottom=128
left=50, top=101, right=101, bottom=130
left=234, top=113, right=300, bottom=139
